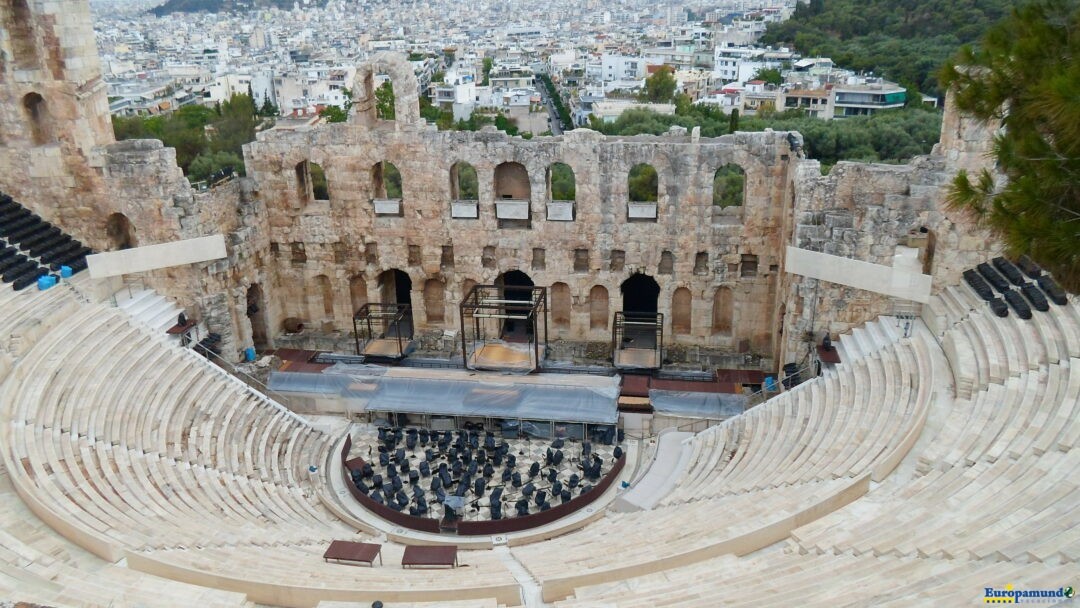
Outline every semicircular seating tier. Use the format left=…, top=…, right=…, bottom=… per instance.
left=0, top=273, right=1076, bottom=607
left=0, top=279, right=519, bottom=607
left=545, top=283, right=1080, bottom=606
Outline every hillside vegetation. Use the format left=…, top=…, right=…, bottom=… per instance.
left=760, top=0, right=1017, bottom=95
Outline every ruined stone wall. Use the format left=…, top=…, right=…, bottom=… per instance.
left=0, top=18, right=1007, bottom=372
left=778, top=149, right=1000, bottom=366
left=0, top=0, right=113, bottom=227
left=243, top=119, right=800, bottom=359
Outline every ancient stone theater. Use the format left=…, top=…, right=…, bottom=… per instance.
left=0, top=0, right=1075, bottom=606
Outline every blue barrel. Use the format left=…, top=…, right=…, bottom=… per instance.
left=59, top=265, right=72, bottom=278
left=243, top=347, right=256, bottom=362
left=764, top=376, right=777, bottom=392
left=37, top=275, right=52, bottom=291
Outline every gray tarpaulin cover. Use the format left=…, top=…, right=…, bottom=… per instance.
left=649, top=390, right=746, bottom=419
left=269, top=370, right=619, bottom=424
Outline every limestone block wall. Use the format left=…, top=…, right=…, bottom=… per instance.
left=243, top=122, right=800, bottom=357
left=779, top=153, right=1000, bottom=366
left=0, top=0, right=114, bottom=224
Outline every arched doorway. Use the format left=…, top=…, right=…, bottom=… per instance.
left=621, top=273, right=659, bottom=315
left=620, top=273, right=661, bottom=348
left=105, top=213, right=136, bottom=250
left=495, top=270, right=534, bottom=342
left=246, top=284, right=269, bottom=350
left=377, top=269, right=413, bottom=336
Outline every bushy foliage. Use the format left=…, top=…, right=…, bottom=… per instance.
left=640, top=66, right=677, bottom=104
left=760, top=0, right=1015, bottom=95
left=713, top=165, right=745, bottom=207
left=375, top=80, right=396, bottom=120
left=942, top=0, right=1080, bottom=291
left=111, top=95, right=258, bottom=177
left=549, top=163, right=576, bottom=200
left=591, top=105, right=941, bottom=169
left=188, top=151, right=243, bottom=183
left=628, top=164, right=658, bottom=202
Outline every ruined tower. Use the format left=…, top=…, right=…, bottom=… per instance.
left=0, top=0, right=114, bottom=216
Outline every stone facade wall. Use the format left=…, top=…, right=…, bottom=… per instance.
left=244, top=115, right=800, bottom=359
left=0, top=11, right=1005, bottom=372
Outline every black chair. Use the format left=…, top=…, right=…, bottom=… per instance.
left=1003, top=290, right=1033, bottom=320
left=963, top=269, right=994, bottom=302
left=1020, top=284, right=1050, bottom=312
left=3, top=260, right=39, bottom=283
left=419, top=460, right=431, bottom=477
left=1016, top=255, right=1042, bottom=279
left=992, top=257, right=1025, bottom=286
left=528, top=462, right=540, bottom=478
left=977, top=263, right=1011, bottom=293
left=1037, top=275, right=1069, bottom=306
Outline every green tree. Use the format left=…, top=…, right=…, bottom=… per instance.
left=752, top=67, right=783, bottom=86
left=188, top=151, right=243, bottom=182
left=481, top=57, right=494, bottom=86
left=713, top=164, right=745, bottom=207
left=761, top=0, right=1014, bottom=95
left=549, top=163, right=576, bottom=200
left=455, top=163, right=479, bottom=199
left=259, top=93, right=279, bottom=117
left=210, top=93, right=257, bottom=158
left=628, top=164, right=658, bottom=202
left=941, top=0, right=1080, bottom=290
left=728, top=108, right=740, bottom=132
left=375, top=80, right=396, bottom=120
left=319, top=105, right=347, bottom=123
left=640, top=66, right=677, bottom=104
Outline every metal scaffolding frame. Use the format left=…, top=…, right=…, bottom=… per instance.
left=459, top=284, right=548, bottom=372
left=611, top=310, right=664, bottom=370
left=352, top=302, right=413, bottom=360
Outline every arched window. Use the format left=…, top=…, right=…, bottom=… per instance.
left=450, top=161, right=479, bottom=200
left=551, top=282, right=571, bottom=330
left=105, top=213, right=136, bottom=250
left=712, top=286, right=733, bottom=336
left=22, top=93, right=48, bottom=145
left=547, top=163, right=575, bottom=201
left=310, top=162, right=329, bottom=200
left=713, top=164, right=745, bottom=208
left=372, top=161, right=402, bottom=199
left=589, top=285, right=609, bottom=330
left=296, top=160, right=329, bottom=203
left=628, top=163, right=658, bottom=202
left=494, top=162, right=530, bottom=200
left=672, top=287, right=692, bottom=335
left=423, top=279, right=445, bottom=324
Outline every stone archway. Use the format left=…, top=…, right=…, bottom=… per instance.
left=350, top=52, right=422, bottom=126
left=495, top=270, right=534, bottom=341
left=620, top=272, right=660, bottom=315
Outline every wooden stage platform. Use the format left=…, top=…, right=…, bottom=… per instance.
left=468, top=342, right=542, bottom=371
